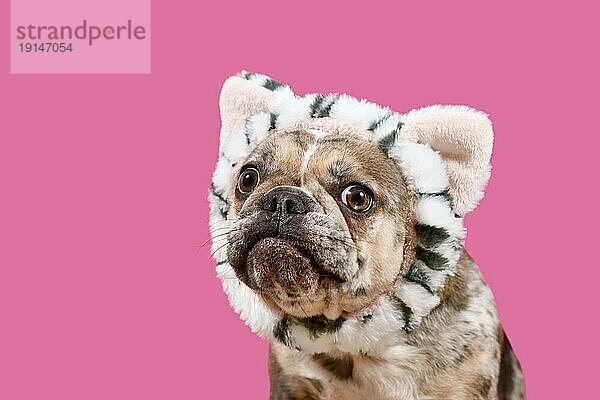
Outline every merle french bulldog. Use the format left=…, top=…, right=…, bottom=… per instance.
left=210, top=72, right=524, bottom=400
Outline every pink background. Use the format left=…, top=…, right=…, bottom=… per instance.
left=1, top=1, right=598, bottom=399
left=11, top=0, right=150, bottom=73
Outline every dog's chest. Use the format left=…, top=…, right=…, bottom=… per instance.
left=273, top=343, right=426, bottom=400
left=326, top=351, right=424, bottom=400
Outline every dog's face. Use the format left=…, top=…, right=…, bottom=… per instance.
left=226, top=130, right=411, bottom=319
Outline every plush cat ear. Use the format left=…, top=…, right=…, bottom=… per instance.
left=399, top=105, right=494, bottom=215
left=218, top=73, right=284, bottom=154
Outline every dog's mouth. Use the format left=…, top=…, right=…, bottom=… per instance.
left=225, top=206, right=359, bottom=316
left=244, top=237, right=344, bottom=298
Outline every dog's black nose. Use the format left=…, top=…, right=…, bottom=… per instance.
left=260, top=186, right=318, bottom=215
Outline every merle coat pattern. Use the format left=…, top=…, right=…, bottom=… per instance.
left=210, top=72, right=524, bottom=400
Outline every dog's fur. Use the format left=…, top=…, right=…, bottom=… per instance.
left=210, top=72, right=525, bottom=399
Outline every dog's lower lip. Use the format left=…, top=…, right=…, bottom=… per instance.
left=258, top=237, right=345, bottom=280
left=250, top=237, right=311, bottom=262
left=246, top=237, right=345, bottom=286
left=247, top=237, right=313, bottom=271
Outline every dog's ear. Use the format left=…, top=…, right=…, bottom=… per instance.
left=400, top=105, right=494, bottom=215
left=218, top=73, right=278, bottom=154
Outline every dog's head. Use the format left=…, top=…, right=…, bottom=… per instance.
left=227, top=130, right=410, bottom=319
left=210, top=72, right=493, bottom=353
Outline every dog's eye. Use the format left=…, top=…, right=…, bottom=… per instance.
left=238, top=167, right=260, bottom=193
left=341, top=185, right=373, bottom=213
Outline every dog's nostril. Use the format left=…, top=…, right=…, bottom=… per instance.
left=285, top=197, right=307, bottom=214
left=283, top=198, right=293, bottom=213
left=268, top=197, right=278, bottom=212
